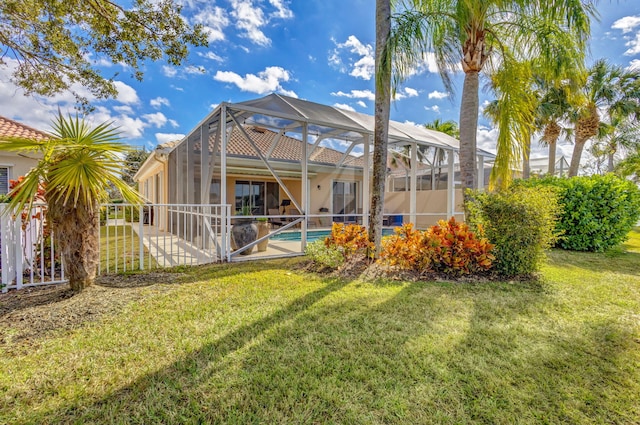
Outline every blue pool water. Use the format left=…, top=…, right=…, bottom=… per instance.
left=271, top=228, right=395, bottom=242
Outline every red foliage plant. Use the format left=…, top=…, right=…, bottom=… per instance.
left=380, top=217, right=494, bottom=276
left=325, top=222, right=374, bottom=258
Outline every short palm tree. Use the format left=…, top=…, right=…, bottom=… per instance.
left=391, top=0, right=594, bottom=191
left=1, top=113, right=141, bottom=292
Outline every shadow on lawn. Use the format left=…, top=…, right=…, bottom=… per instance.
left=26, top=275, right=639, bottom=424
left=546, top=247, right=640, bottom=277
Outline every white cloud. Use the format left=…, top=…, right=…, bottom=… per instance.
left=150, top=97, right=170, bottom=109
left=214, top=66, right=296, bottom=96
left=169, top=119, right=179, bottom=128
left=627, top=59, right=640, bottom=71
left=393, top=87, right=420, bottom=100
left=156, top=133, right=186, bottom=144
left=612, top=15, right=640, bottom=33
left=162, top=66, right=178, bottom=78
left=476, top=126, right=498, bottom=153
left=425, top=105, right=440, bottom=113
left=356, top=100, right=366, bottom=108
left=428, top=90, right=448, bottom=100
left=143, top=112, right=169, bottom=128
left=330, top=89, right=375, bottom=101
left=192, top=6, right=229, bottom=42
left=197, top=51, right=225, bottom=62
left=333, top=103, right=355, bottom=112
left=269, top=0, right=293, bottom=19
left=623, top=32, right=640, bottom=56
left=112, top=81, right=139, bottom=104
left=329, top=36, right=375, bottom=80
left=611, top=16, right=640, bottom=56
left=230, top=0, right=270, bottom=46
left=184, top=65, right=207, bottom=75
left=113, top=105, right=134, bottom=115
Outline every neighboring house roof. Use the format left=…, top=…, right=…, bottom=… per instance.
left=0, top=116, right=49, bottom=141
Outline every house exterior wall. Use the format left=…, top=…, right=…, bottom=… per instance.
left=0, top=152, right=39, bottom=194
left=384, top=189, right=464, bottom=228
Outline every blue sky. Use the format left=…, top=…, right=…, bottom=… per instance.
left=2, top=0, right=640, bottom=161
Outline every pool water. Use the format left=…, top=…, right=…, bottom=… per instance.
left=270, top=228, right=395, bottom=242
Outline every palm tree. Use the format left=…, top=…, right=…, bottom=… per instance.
left=1, top=113, right=141, bottom=292
left=536, top=81, right=574, bottom=175
left=568, top=60, right=640, bottom=176
left=425, top=118, right=459, bottom=139
left=391, top=0, right=594, bottom=191
left=370, top=0, right=392, bottom=256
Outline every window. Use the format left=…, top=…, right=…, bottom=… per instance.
left=0, top=167, right=9, bottom=195
left=332, top=181, right=357, bottom=221
left=234, top=180, right=279, bottom=215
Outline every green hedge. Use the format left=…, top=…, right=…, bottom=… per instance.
left=516, top=174, right=640, bottom=252
left=466, top=186, right=561, bottom=277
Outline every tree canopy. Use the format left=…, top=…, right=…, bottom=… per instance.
left=0, top=0, right=207, bottom=108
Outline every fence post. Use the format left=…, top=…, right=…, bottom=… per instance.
left=14, top=209, right=23, bottom=290
left=1, top=204, right=10, bottom=292
left=139, top=205, right=144, bottom=270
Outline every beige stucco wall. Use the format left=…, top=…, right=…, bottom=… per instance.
left=0, top=152, right=40, bottom=181
left=384, top=189, right=464, bottom=228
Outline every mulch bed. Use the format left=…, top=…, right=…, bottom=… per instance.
left=0, top=272, right=184, bottom=349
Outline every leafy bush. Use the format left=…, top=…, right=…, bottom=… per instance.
left=380, top=223, right=436, bottom=272
left=517, top=174, right=640, bottom=251
left=123, top=205, right=140, bottom=223
left=305, top=240, right=344, bottom=269
left=325, top=223, right=373, bottom=258
left=466, top=186, right=561, bottom=277
left=427, top=217, right=494, bottom=275
left=380, top=219, right=494, bottom=276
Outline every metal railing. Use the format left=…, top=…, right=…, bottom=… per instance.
left=1, top=203, right=231, bottom=292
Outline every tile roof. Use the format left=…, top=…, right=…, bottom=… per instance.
left=0, top=116, right=49, bottom=141
left=221, top=126, right=363, bottom=167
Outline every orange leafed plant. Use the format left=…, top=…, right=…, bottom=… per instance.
left=325, top=222, right=373, bottom=258
left=379, top=217, right=494, bottom=275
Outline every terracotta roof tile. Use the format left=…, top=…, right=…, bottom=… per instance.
left=0, top=116, right=49, bottom=141
left=219, top=126, right=363, bottom=167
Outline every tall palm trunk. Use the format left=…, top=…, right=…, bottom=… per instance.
left=370, top=0, right=391, bottom=256
left=459, top=70, right=480, bottom=191
left=569, top=106, right=599, bottom=177
left=543, top=121, right=561, bottom=175
left=607, top=147, right=616, bottom=172
left=47, top=199, right=100, bottom=292
left=522, top=136, right=531, bottom=179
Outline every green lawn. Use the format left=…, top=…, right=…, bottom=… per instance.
left=100, top=225, right=158, bottom=273
left=1, top=231, right=639, bottom=424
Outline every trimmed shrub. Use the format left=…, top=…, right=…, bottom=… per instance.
left=517, top=175, right=640, bottom=252
left=325, top=222, right=373, bottom=258
left=466, top=186, right=561, bottom=277
left=380, top=223, right=437, bottom=272
left=305, top=239, right=344, bottom=269
left=379, top=219, right=494, bottom=276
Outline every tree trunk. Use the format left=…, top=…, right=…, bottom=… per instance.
left=548, top=139, right=557, bottom=175
left=607, top=150, right=615, bottom=173
left=569, top=107, right=599, bottom=177
left=459, top=70, right=480, bottom=191
left=568, top=137, right=587, bottom=177
left=370, top=0, right=391, bottom=257
left=522, top=136, right=531, bottom=179
left=543, top=121, right=561, bottom=175
left=47, top=199, right=100, bottom=292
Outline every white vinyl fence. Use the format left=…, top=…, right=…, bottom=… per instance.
left=1, top=203, right=231, bottom=292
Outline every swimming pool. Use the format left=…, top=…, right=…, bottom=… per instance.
left=270, top=228, right=395, bottom=242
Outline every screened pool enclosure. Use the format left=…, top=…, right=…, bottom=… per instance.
left=134, top=94, right=494, bottom=262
